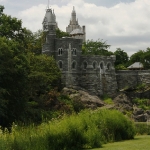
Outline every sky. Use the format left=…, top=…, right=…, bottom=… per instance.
left=1, top=0, right=150, bottom=56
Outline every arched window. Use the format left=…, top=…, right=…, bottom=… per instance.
left=58, top=61, right=63, bottom=69
left=72, top=48, right=77, bottom=55
left=58, top=48, right=63, bottom=55
left=72, top=61, right=76, bottom=69
left=100, top=62, right=104, bottom=74
left=93, top=61, right=97, bottom=69
left=83, top=61, right=88, bottom=69
left=107, top=63, right=111, bottom=71
left=100, top=62, right=104, bottom=69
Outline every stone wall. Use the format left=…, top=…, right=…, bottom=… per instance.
left=77, top=70, right=150, bottom=96
left=77, top=55, right=117, bottom=96
left=116, top=70, right=150, bottom=90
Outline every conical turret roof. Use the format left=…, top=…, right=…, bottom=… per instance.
left=72, top=6, right=76, bottom=14
left=43, top=8, right=56, bottom=26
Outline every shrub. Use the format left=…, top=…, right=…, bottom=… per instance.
left=102, top=94, right=114, bottom=104
left=133, top=98, right=150, bottom=110
left=135, top=122, right=150, bottom=135
left=0, top=109, right=135, bottom=150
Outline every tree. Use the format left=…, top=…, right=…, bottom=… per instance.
left=24, top=30, right=44, bottom=55
left=0, top=14, right=23, bottom=41
left=129, top=50, right=145, bottom=69
left=0, top=5, right=4, bottom=15
left=28, top=54, right=61, bottom=102
left=0, top=7, right=62, bottom=126
left=128, top=48, right=150, bottom=69
left=0, top=7, right=34, bottom=52
left=129, top=50, right=144, bottom=64
left=0, top=37, right=30, bottom=127
left=114, top=48, right=129, bottom=69
left=24, top=53, right=61, bottom=123
left=82, top=39, right=112, bottom=56
left=56, top=28, right=69, bottom=38
left=143, top=48, right=150, bottom=69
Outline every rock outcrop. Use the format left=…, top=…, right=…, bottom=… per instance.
left=61, top=87, right=150, bottom=122
left=61, top=87, right=105, bottom=109
left=113, top=93, right=133, bottom=113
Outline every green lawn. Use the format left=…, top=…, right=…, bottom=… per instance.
left=91, top=135, right=150, bottom=150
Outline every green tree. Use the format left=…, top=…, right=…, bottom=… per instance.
left=114, top=48, right=129, bottom=69
left=0, top=37, right=30, bottom=127
left=129, top=50, right=144, bottom=64
left=0, top=7, right=62, bottom=126
left=0, top=5, right=4, bottom=15
left=0, top=13, right=24, bottom=41
left=24, top=30, right=44, bottom=55
left=28, top=54, right=61, bottom=102
left=26, top=54, right=61, bottom=123
left=129, top=50, right=145, bottom=69
left=143, top=48, right=150, bottom=69
left=82, top=39, right=112, bottom=56
left=56, top=28, right=69, bottom=38
left=128, top=48, right=150, bottom=69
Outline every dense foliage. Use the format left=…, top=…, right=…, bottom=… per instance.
left=0, top=37, right=30, bottom=127
left=56, top=28, right=69, bottom=38
left=0, top=7, right=61, bottom=127
left=114, top=48, right=129, bottom=69
left=0, top=109, right=135, bottom=150
left=129, top=48, right=150, bottom=69
left=82, top=39, right=113, bottom=56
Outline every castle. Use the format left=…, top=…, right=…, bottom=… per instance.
left=42, top=6, right=150, bottom=96
left=42, top=6, right=117, bottom=96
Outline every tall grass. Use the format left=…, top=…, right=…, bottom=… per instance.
left=135, top=122, right=150, bottom=135
left=0, top=109, right=135, bottom=150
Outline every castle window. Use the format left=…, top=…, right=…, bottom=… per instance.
left=72, top=48, right=77, bottom=55
left=100, top=62, right=104, bottom=74
left=107, top=63, right=111, bottom=71
left=72, top=61, right=76, bottom=69
left=58, top=48, right=63, bottom=55
left=93, top=61, right=97, bottom=69
left=83, top=61, right=88, bottom=70
left=100, top=62, right=104, bottom=69
left=58, top=61, right=63, bottom=69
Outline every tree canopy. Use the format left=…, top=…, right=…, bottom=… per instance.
left=129, top=48, right=150, bottom=69
left=0, top=8, right=61, bottom=127
left=0, top=37, right=30, bottom=126
left=114, top=48, right=129, bottom=69
left=56, top=28, right=69, bottom=38
left=82, top=39, right=113, bottom=56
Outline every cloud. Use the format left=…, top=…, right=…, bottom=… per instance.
left=18, top=4, right=46, bottom=32
left=0, top=0, right=6, bottom=2
left=84, top=0, right=135, bottom=7
left=18, top=0, right=150, bottom=56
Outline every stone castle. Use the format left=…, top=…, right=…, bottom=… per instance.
left=42, top=6, right=150, bottom=96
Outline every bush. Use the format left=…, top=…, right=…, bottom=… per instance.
left=133, top=98, right=150, bottom=110
left=102, top=94, right=114, bottom=104
left=135, top=122, right=150, bottom=135
left=0, top=109, right=135, bottom=150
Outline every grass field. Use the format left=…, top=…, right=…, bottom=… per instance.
left=91, top=135, right=150, bottom=150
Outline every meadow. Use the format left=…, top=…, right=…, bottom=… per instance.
left=91, top=135, right=150, bottom=150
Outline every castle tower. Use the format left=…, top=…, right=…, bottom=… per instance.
left=71, top=6, right=77, bottom=25
left=42, top=7, right=57, bottom=56
left=66, top=6, right=86, bottom=42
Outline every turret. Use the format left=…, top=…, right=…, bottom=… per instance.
left=42, top=8, right=56, bottom=33
left=71, top=6, right=76, bottom=24
left=42, top=8, right=56, bottom=56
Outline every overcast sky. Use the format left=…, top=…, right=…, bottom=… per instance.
left=1, top=0, right=150, bottom=56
